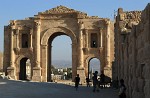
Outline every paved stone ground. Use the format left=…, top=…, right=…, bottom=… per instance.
left=0, top=79, right=118, bottom=98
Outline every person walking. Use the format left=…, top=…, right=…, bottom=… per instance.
left=119, top=79, right=126, bottom=98
left=74, top=74, right=80, bottom=91
left=92, top=71, right=99, bottom=92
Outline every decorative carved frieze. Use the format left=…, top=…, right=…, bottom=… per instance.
left=41, top=5, right=82, bottom=14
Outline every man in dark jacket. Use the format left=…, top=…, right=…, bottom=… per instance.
left=74, top=74, right=80, bottom=91
left=92, top=71, right=99, bottom=92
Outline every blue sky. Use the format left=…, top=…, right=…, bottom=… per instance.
left=0, top=0, right=149, bottom=61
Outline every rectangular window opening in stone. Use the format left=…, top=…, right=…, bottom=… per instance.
left=91, top=33, right=98, bottom=48
left=22, top=34, right=28, bottom=48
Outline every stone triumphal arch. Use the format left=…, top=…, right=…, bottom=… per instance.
left=3, top=6, right=114, bottom=82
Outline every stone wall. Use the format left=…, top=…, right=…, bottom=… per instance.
left=114, top=3, right=150, bottom=98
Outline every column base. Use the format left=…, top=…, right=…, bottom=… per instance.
left=32, top=67, right=42, bottom=82
left=7, top=67, right=16, bottom=80
left=77, top=67, right=85, bottom=84
left=104, top=66, right=112, bottom=78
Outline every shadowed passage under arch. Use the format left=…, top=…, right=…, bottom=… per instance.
left=19, top=58, right=31, bottom=80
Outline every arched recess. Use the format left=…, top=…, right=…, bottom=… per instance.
left=15, top=54, right=33, bottom=80
left=41, top=26, right=77, bottom=82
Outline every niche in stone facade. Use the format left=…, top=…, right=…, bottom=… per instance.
left=21, top=34, right=28, bottom=48
left=91, top=33, right=98, bottom=48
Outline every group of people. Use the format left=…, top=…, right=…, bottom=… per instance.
left=74, top=71, right=126, bottom=98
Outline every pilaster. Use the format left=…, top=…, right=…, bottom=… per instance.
left=32, top=21, right=42, bottom=82
left=104, top=20, right=111, bottom=77
left=100, top=28, right=103, bottom=48
left=29, top=29, right=33, bottom=50
left=77, top=21, right=85, bottom=83
left=105, top=20, right=111, bottom=68
left=72, top=43, right=77, bottom=81
left=7, top=28, right=16, bottom=79
left=78, top=21, right=84, bottom=69
left=84, top=29, right=89, bottom=48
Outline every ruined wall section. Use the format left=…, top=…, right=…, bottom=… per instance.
left=133, top=4, right=150, bottom=98
left=114, top=7, right=142, bottom=98
left=114, top=7, right=141, bottom=79
left=114, top=3, right=150, bottom=98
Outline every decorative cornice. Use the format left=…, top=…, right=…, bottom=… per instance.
left=38, top=5, right=100, bottom=19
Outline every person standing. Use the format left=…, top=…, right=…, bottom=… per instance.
left=86, top=77, right=90, bottom=87
left=74, top=74, right=80, bottom=91
left=100, top=71, right=105, bottom=88
left=119, top=79, right=126, bottom=98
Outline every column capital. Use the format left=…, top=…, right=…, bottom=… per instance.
left=35, top=61, right=40, bottom=67
left=13, top=29, right=19, bottom=35
left=10, top=61, right=14, bottom=67
left=11, top=29, right=16, bottom=35
left=41, top=45, right=48, bottom=49
left=83, top=29, right=88, bottom=35
left=105, top=20, right=110, bottom=26
left=35, top=21, right=41, bottom=28
left=78, top=21, right=84, bottom=29
left=29, top=29, right=33, bottom=35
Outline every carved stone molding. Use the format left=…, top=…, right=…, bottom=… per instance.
left=78, top=21, right=84, bottom=29
left=41, top=45, right=47, bottom=49
left=38, top=5, right=100, bottom=19
left=83, top=48, right=89, bottom=55
left=14, top=48, right=20, bottom=55
left=35, top=61, right=40, bottom=66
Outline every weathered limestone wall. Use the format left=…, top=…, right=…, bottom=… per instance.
left=3, top=6, right=114, bottom=83
left=114, top=3, right=150, bottom=98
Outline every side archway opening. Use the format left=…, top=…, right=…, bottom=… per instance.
left=88, top=58, right=100, bottom=79
left=19, top=58, right=31, bottom=80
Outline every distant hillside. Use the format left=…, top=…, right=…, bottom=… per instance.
left=52, top=60, right=100, bottom=71
left=52, top=60, right=72, bottom=68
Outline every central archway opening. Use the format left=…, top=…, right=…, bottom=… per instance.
left=47, top=32, right=72, bottom=82
left=19, top=58, right=31, bottom=80
left=88, top=58, right=100, bottom=79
